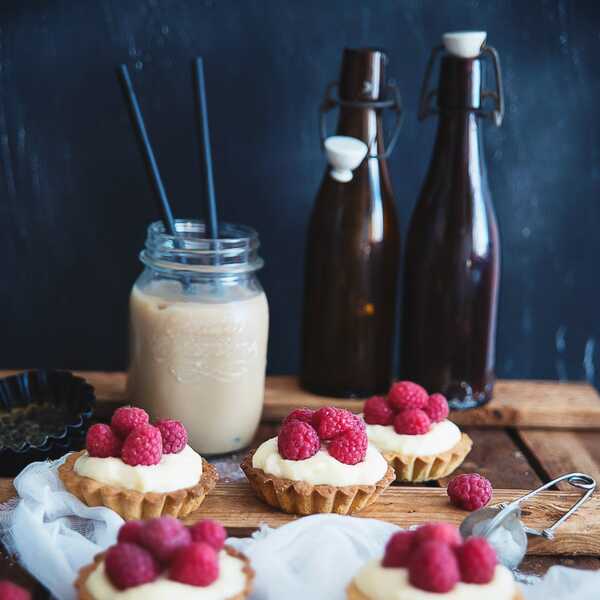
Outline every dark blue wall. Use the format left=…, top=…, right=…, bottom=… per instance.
left=1, top=1, right=599, bottom=385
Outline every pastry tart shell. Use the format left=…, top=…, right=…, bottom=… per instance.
left=59, top=450, right=218, bottom=520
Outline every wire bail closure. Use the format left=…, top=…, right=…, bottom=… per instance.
left=319, top=81, right=403, bottom=159
left=418, top=43, right=505, bottom=126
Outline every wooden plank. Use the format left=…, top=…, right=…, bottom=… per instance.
left=262, top=377, right=600, bottom=429
left=517, top=430, right=600, bottom=491
left=1, top=478, right=597, bottom=555
left=1, top=371, right=599, bottom=429
left=438, top=429, right=542, bottom=489
left=180, top=484, right=600, bottom=555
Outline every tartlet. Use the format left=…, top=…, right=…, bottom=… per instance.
left=380, top=432, right=472, bottom=483
left=363, top=382, right=472, bottom=482
left=59, top=450, right=218, bottom=520
left=59, top=407, right=217, bottom=520
left=242, top=407, right=395, bottom=515
left=75, top=518, right=254, bottom=599
left=347, top=522, right=522, bottom=600
left=241, top=449, right=394, bottom=515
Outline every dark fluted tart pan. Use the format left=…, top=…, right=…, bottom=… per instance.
left=0, top=370, right=95, bottom=475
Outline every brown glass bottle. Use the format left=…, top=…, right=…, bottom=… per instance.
left=401, top=44, right=502, bottom=409
left=300, top=48, right=400, bottom=398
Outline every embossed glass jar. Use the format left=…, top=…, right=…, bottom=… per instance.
left=127, top=220, right=269, bottom=455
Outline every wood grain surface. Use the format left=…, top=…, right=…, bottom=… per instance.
left=2, top=371, right=598, bottom=429
left=0, top=477, right=596, bottom=556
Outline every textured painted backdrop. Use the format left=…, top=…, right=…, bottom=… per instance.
left=0, top=0, right=599, bottom=384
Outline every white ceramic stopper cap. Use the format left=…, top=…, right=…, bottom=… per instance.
left=324, top=136, right=368, bottom=183
left=443, top=31, right=487, bottom=58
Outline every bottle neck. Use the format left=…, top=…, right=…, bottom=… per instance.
left=335, top=47, right=388, bottom=154
left=429, top=55, right=487, bottom=180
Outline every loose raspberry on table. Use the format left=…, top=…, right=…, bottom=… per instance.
left=139, top=517, right=192, bottom=563
left=86, top=423, right=122, bottom=458
left=408, top=540, right=460, bottom=593
left=425, top=393, right=450, bottom=423
left=447, top=473, right=493, bottom=511
left=118, top=520, right=144, bottom=545
left=282, top=408, right=315, bottom=426
left=456, top=537, right=498, bottom=584
left=312, top=407, right=357, bottom=440
left=388, top=381, right=428, bottom=412
left=382, top=531, right=416, bottom=568
left=111, top=406, right=150, bottom=439
left=156, top=419, right=188, bottom=454
left=0, top=581, right=31, bottom=600
left=121, top=424, right=163, bottom=466
left=189, top=519, right=227, bottom=551
left=363, top=396, right=394, bottom=426
left=327, top=428, right=368, bottom=465
left=169, top=542, right=219, bottom=587
left=413, top=522, right=462, bottom=549
left=393, top=409, right=431, bottom=435
left=105, top=543, right=159, bottom=590
left=277, top=420, right=320, bottom=460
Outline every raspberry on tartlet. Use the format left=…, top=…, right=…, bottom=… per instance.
left=121, top=424, right=163, bottom=466
left=86, top=424, right=122, bottom=458
left=388, top=381, right=429, bottom=411
left=111, top=406, right=150, bottom=439
left=363, top=395, right=394, bottom=426
left=156, top=419, right=188, bottom=454
left=393, top=408, right=431, bottom=435
left=277, top=420, right=320, bottom=460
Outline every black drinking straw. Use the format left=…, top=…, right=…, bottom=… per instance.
left=118, top=64, right=177, bottom=237
left=193, top=57, right=219, bottom=240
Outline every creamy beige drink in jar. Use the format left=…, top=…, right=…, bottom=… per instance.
left=128, top=220, right=269, bottom=454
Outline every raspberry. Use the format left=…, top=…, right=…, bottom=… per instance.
left=105, top=543, right=159, bottom=590
left=121, top=424, right=163, bottom=466
left=425, top=393, right=450, bottom=423
left=111, top=406, right=150, bottom=439
left=282, top=408, right=315, bottom=426
left=313, top=407, right=357, bottom=440
left=189, top=519, right=227, bottom=551
left=456, top=537, right=497, bottom=584
left=408, top=540, right=460, bottom=593
left=388, top=381, right=428, bottom=411
left=86, top=423, right=122, bottom=458
left=413, top=522, right=462, bottom=549
left=138, top=517, right=192, bottom=563
left=393, top=409, right=431, bottom=435
left=0, top=581, right=31, bottom=600
left=382, top=531, right=416, bottom=568
left=118, top=520, right=144, bottom=545
left=278, top=420, right=320, bottom=460
left=363, top=396, right=394, bottom=426
left=447, top=473, right=493, bottom=511
left=156, top=420, right=188, bottom=454
left=169, top=542, right=219, bottom=587
left=327, top=428, right=368, bottom=465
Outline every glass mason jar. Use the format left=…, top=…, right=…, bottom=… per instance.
left=127, top=220, right=269, bottom=455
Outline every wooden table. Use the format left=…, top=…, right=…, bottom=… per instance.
left=2, top=372, right=600, bottom=598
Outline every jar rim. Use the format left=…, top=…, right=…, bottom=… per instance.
left=141, top=219, right=263, bottom=274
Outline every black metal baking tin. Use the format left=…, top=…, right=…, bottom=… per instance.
left=0, top=370, right=95, bottom=476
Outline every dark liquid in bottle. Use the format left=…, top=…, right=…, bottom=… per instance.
left=301, top=48, right=400, bottom=398
left=401, top=55, right=500, bottom=409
